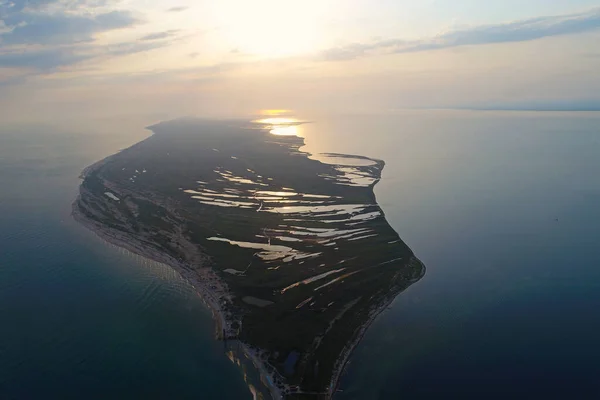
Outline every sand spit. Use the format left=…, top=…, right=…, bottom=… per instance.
left=72, top=163, right=284, bottom=399
left=74, top=184, right=412, bottom=399
left=71, top=119, right=425, bottom=398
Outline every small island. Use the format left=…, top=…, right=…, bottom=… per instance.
left=73, top=118, right=425, bottom=399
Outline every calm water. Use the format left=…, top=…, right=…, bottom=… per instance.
left=1, top=111, right=600, bottom=399
left=0, top=124, right=251, bottom=399
left=300, top=111, right=600, bottom=399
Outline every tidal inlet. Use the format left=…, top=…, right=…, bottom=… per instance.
left=73, top=117, right=426, bottom=399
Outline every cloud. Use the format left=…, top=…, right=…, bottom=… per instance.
left=0, top=0, right=112, bottom=16
left=139, top=30, right=179, bottom=41
left=321, top=7, right=600, bottom=60
left=0, top=0, right=138, bottom=45
left=167, top=6, right=188, bottom=12
left=0, top=37, right=173, bottom=73
left=0, top=32, right=177, bottom=80
left=0, top=73, right=31, bottom=87
left=0, top=0, right=176, bottom=84
left=0, top=47, right=91, bottom=69
left=321, top=40, right=404, bottom=61
left=1, top=10, right=137, bottom=45
left=106, top=39, right=174, bottom=57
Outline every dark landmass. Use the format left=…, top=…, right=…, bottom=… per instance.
left=73, top=118, right=425, bottom=399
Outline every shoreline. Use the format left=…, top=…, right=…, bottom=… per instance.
left=75, top=188, right=416, bottom=399
left=72, top=184, right=284, bottom=400
left=72, top=198, right=228, bottom=335
left=327, top=257, right=426, bottom=397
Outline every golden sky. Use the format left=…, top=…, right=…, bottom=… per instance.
left=1, top=1, right=600, bottom=122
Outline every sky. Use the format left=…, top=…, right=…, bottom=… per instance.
left=1, top=0, right=600, bottom=122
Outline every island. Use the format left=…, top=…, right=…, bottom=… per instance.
left=73, top=118, right=426, bottom=399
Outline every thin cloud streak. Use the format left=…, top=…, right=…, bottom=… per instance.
left=321, top=7, right=600, bottom=60
left=0, top=36, right=178, bottom=74
left=139, top=30, right=179, bottom=41
left=0, top=48, right=90, bottom=70
left=167, top=6, right=188, bottom=12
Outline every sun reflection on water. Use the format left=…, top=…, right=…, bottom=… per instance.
left=254, top=111, right=304, bottom=136
left=269, top=124, right=300, bottom=136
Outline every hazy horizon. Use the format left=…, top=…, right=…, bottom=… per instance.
left=1, top=1, right=600, bottom=123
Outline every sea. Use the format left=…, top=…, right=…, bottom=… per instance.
left=1, top=111, right=600, bottom=399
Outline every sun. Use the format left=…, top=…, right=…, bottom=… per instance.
left=209, top=1, right=326, bottom=57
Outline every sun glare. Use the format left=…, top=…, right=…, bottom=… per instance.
left=270, top=125, right=299, bottom=136
left=210, top=1, right=325, bottom=57
left=260, top=109, right=293, bottom=116
left=255, top=117, right=298, bottom=125
left=253, top=113, right=303, bottom=136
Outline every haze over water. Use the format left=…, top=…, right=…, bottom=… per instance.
left=0, top=124, right=251, bottom=399
left=1, top=111, right=600, bottom=398
left=299, top=111, right=600, bottom=398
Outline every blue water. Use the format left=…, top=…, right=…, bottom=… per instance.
left=300, top=111, right=600, bottom=399
left=0, top=126, right=251, bottom=399
left=2, top=112, right=600, bottom=399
